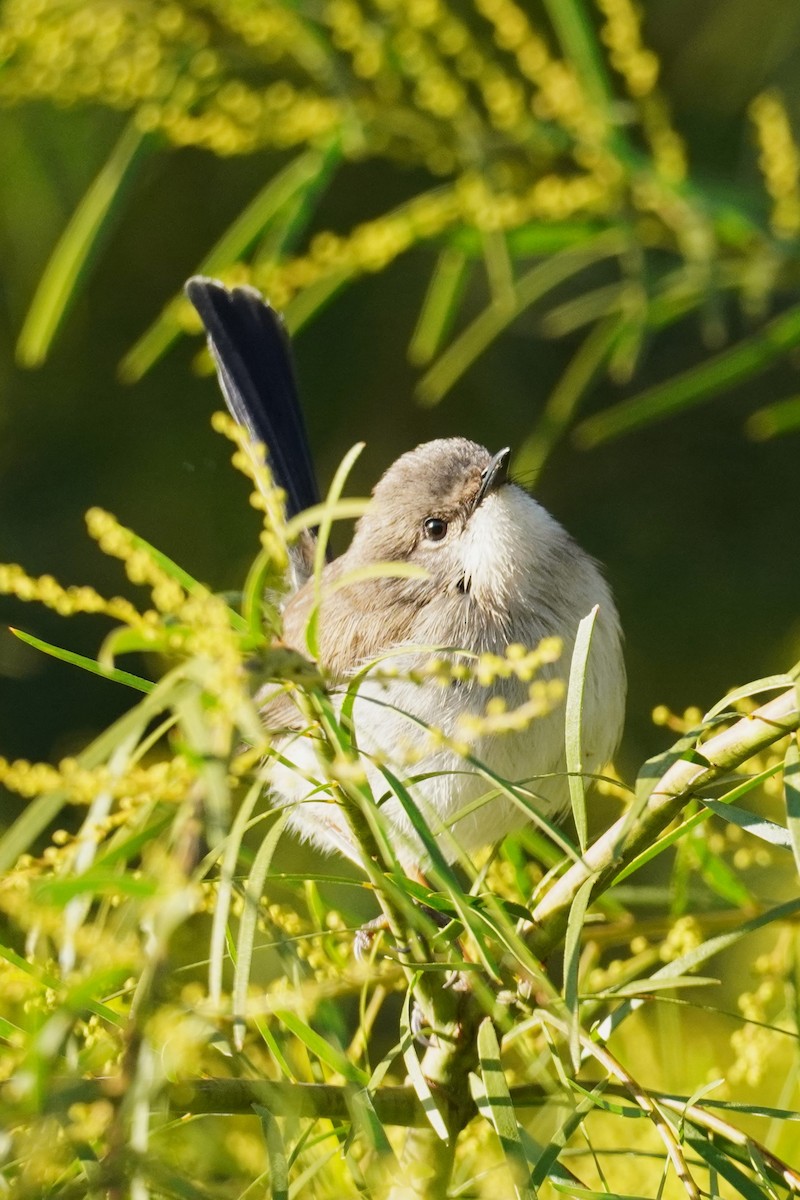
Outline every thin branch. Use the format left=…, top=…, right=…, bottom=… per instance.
left=538, top=1011, right=701, bottom=1199
left=526, top=687, right=800, bottom=959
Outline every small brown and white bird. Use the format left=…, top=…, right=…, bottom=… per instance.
left=187, top=277, right=626, bottom=871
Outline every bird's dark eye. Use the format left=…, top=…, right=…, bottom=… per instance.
left=423, top=517, right=448, bottom=541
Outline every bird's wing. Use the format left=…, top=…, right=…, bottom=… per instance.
left=185, top=276, right=320, bottom=521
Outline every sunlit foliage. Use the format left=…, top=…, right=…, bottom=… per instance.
left=5, top=0, right=800, bottom=451
left=0, top=422, right=799, bottom=1196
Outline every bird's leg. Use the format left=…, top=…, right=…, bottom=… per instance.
left=353, top=864, right=452, bottom=960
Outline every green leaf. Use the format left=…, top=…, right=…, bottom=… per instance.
left=514, top=314, right=621, bottom=481
left=0, top=943, right=124, bottom=1028
left=565, top=605, right=598, bottom=852
left=232, top=812, right=288, bottom=1050
left=305, top=442, right=365, bottom=658
left=594, top=975, right=719, bottom=999
left=417, top=229, right=627, bottom=405
left=697, top=797, right=793, bottom=848
left=691, top=833, right=753, bottom=907
left=375, top=764, right=503, bottom=980
left=703, top=674, right=795, bottom=721
left=576, top=299, right=800, bottom=446
left=120, top=144, right=339, bottom=381
left=0, top=791, right=68, bottom=875
left=687, top=1134, right=772, bottom=1200
left=408, top=245, right=470, bottom=366
left=595, top=896, right=800, bottom=1044
left=540, top=0, right=613, bottom=114
left=746, top=393, right=800, bottom=440
left=613, top=760, right=783, bottom=884
left=10, top=627, right=153, bottom=693
left=34, top=869, right=157, bottom=905
left=563, top=876, right=594, bottom=1069
left=274, top=1009, right=369, bottom=1087
left=283, top=266, right=355, bottom=333
left=784, top=736, right=800, bottom=879
left=471, top=1018, right=536, bottom=1200
left=126, top=529, right=249, bottom=634
left=0, top=675, right=185, bottom=871
left=527, top=1082, right=606, bottom=1189
left=17, top=121, right=150, bottom=368
left=344, top=1088, right=394, bottom=1157
left=399, top=984, right=449, bottom=1141
left=254, top=1105, right=288, bottom=1200
left=208, top=780, right=265, bottom=1011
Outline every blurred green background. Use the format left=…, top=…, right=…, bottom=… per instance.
left=1, top=0, right=800, bottom=795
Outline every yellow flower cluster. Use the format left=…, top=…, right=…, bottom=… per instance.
left=394, top=636, right=562, bottom=689
left=0, top=560, right=150, bottom=629
left=0, top=753, right=193, bottom=805
left=86, top=506, right=186, bottom=614
left=474, top=0, right=604, bottom=146
left=658, top=914, right=702, bottom=962
left=596, top=0, right=659, bottom=100
left=750, top=91, right=800, bottom=237
left=211, top=411, right=290, bottom=572
left=728, top=931, right=794, bottom=1087
left=0, top=0, right=344, bottom=157
left=253, top=169, right=613, bottom=308
left=83, top=502, right=271, bottom=703
left=0, top=0, right=725, bottom=333
left=455, top=676, right=564, bottom=741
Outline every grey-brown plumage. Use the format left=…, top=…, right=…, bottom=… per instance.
left=187, top=277, right=626, bottom=870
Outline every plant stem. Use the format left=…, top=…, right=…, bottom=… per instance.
left=526, top=687, right=800, bottom=959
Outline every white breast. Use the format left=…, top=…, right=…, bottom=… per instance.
left=272, top=486, right=626, bottom=870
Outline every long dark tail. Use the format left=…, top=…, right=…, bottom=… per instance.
left=185, top=276, right=320, bottom=519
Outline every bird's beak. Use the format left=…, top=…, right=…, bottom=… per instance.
left=472, top=447, right=511, bottom=511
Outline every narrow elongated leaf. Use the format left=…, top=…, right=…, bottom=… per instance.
left=540, top=0, right=613, bottom=114
left=408, top=246, right=470, bottom=366
left=17, top=121, right=149, bottom=367
left=274, top=1008, right=369, bottom=1086
left=0, top=672, right=185, bottom=870
left=254, top=1105, right=288, bottom=1200
left=301, top=442, right=365, bottom=659
left=594, top=975, right=719, bottom=999
left=515, top=314, right=621, bottom=480
left=697, top=797, right=793, bottom=847
left=687, top=1134, right=772, bottom=1200
left=0, top=791, right=69, bottom=874
left=747, top=393, right=800, bottom=439
left=35, top=869, right=157, bottom=904
left=577, top=299, right=800, bottom=446
left=399, top=985, right=449, bottom=1141
left=126, top=529, right=249, bottom=634
left=120, top=144, right=338, bottom=381
left=595, top=896, right=800, bottom=1044
left=208, top=780, right=264, bottom=1009
left=565, top=606, right=598, bottom=852
left=10, top=627, right=153, bottom=693
left=376, top=764, right=503, bottom=979
left=284, top=266, right=354, bottom=332
left=703, top=674, right=795, bottom=721
left=344, top=1088, right=394, bottom=1157
left=527, top=1083, right=606, bottom=1189
left=784, top=736, right=800, bottom=878
left=613, top=760, right=783, bottom=884
left=690, top=832, right=753, bottom=907
left=472, top=1018, right=536, bottom=1200
left=563, top=876, right=594, bottom=1068
left=0, top=943, right=124, bottom=1028
left=232, top=811, right=288, bottom=1050
left=417, top=230, right=627, bottom=405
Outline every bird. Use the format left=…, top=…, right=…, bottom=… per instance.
left=185, top=276, right=626, bottom=874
